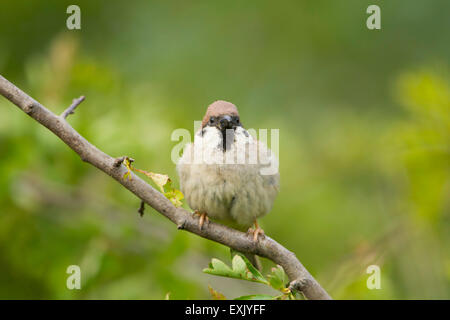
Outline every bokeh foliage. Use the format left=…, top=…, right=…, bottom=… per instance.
left=0, top=0, right=449, bottom=299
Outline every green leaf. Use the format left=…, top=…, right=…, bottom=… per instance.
left=267, top=265, right=288, bottom=291
left=203, top=254, right=299, bottom=300
left=203, top=258, right=236, bottom=278
left=231, top=250, right=269, bottom=284
left=203, top=256, right=268, bottom=284
left=231, top=255, right=247, bottom=275
left=164, top=187, right=184, bottom=207
left=211, top=258, right=233, bottom=273
left=149, top=172, right=170, bottom=193
left=234, top=294, right=275, bottom=300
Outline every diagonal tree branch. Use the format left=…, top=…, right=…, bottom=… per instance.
left=0, top=74, right=332, bottom=300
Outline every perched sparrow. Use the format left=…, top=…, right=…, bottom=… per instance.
left=177, top=101, right=279, bottom=243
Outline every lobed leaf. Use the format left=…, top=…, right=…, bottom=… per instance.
left=267, top=265, right=288, bottom=291
left=203, top=256, right=268, bottom=284
left=231, top=250, right=269, bottom=284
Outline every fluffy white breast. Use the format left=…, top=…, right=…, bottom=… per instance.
left=177, top=126, right=279, bottom=228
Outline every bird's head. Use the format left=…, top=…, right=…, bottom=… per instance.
left=202, top=100, right=241, bottom=131
left=201, top=100, right=243, bottom=150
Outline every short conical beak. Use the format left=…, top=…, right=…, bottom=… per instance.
left=218, top=115, right=233, bottom=130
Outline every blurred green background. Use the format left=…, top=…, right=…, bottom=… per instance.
left=0, top=0, right=449, bottom=299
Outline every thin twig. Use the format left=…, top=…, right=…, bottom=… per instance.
left=138, top=200, right=145, bottom=217
left=0, top=74, right=332, bottom=300
left=61, top=95, right=85, bottom=119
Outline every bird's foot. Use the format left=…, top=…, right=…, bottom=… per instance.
left=193, top=210, right=209, bottom=230
left=247, top=220, right=265, bottom=242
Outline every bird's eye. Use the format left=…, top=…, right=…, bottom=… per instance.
left=209, top=117, right=215, bottom=124
left=236, top=118, right=240, bottom=124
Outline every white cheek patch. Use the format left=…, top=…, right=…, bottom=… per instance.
left=193, top=127, right=223, bottom=164
left=195, top=126, right=221, bottom=148
left=234, top=127, right=251, bottom=143
left=231, top=127, right=253, bottom=164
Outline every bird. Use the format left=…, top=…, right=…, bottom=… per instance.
left=176, top=100, right=279, bottom=249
